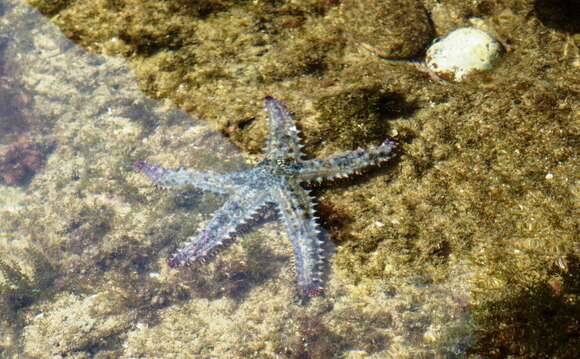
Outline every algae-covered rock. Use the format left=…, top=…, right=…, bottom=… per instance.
left=22, top=291, right=134, bottom=358
left=0, top=317, right=17, bottom=357
left=26, top=0, right=71, bottom=16
left=339, top=0, right=432, bottom=58
left=472, top=255, right=580, bottom=358
left=312, top=84, right=411, bottom=151
left=0, top=239, right=55, bottom=312
left=123, top=264, right=473, bottom=358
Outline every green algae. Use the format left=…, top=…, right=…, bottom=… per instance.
left=2, top=0, right=578, bottom=357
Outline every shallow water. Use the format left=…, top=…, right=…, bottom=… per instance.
left=0, top=0, right=578, bottom=358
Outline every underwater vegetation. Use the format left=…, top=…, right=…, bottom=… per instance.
left=0, top=30, right=54, bottom=187
left=472, top=255, right=580, bottom=358
left=339, top=0, right=432, bottom=59
left=0, top=135, right=55, bottom=186
left=21, top=290, right=134, bottom=357
left=0, top=240, right=55, bottom=312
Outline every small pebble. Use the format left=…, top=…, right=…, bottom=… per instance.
left=426, top=27, right=504, bottom=82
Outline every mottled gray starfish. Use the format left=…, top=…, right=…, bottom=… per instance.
left=135, top=97, right=397, bottom=296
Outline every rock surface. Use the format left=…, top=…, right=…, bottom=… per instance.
left=340, top=0, right=432, bottom=58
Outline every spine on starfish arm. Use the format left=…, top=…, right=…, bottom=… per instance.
left=133, top=160, right=179, bottom=187
left=274, top=185, right=326, bottom=297
left=135, top=159, right=235, bottom=194
left=291, top=229, right=325, bottom=297
left=300, top=138, right=398, bottom=182
left=347, top=138, right=398, bottom=166
left=340, top=139, right=396, bottom=169
left=300, top=252, right=325, bottom=297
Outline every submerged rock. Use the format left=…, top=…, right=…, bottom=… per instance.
left=22, top=291, right=133, bottom=358
left=0, top=135, right=54, bottom=186
left=339, top=0, right=432, bottom=59
left=0, top=239, right=55, bottom=312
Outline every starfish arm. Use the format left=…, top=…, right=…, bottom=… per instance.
left=297, top=139, right=397, bottom=183
left=271, top=181, right=324, bottom=296
left=134, top=160, right=240, bottom=194
left=168, top=189, right=271, bottom=267
left=263, top=96, right=304, bottom=161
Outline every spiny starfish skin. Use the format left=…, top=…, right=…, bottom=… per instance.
left=135, top=97, right=397, bottom=296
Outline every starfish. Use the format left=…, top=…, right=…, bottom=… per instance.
left=135, top=97, right=397, bottom=296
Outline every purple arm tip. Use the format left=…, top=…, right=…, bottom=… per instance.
left=167, top=256, right=180, bottom=268
left=133, top=159, right=147, bottom=172
left=304, top=285, right=324, bottom=297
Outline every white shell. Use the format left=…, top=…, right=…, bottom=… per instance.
left=426, top=27, right=503, bottom=82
